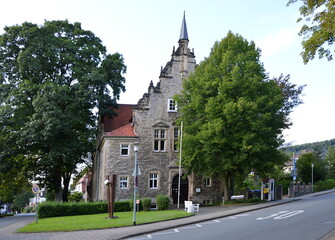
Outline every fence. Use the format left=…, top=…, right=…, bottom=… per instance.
left=288, top=182, right=312, bottom=198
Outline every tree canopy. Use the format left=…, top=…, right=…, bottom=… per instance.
left=296, top=152, right=326, bottom=183
left=175, top=31, right=303, bottom=200
left=325, top=146, right=335, bottom=179
left=287, top=0, right=335, bottom=63
left=0, top=20, right=126, bottom=201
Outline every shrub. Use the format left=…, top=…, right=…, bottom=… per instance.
left=38, top=200, right=132, bottom=218
left=68, top=191, right=83, bottom=202
left=0, top=213, right=14, bottom=218
left=156, top=195, right=170, bottom=210
left=142, top=198, right=151, bottom=211
left=23, top=206, right=34, bottom=213
left=115, top=201, right=131, bottom=212
left=314, top=179, right=335, bottom=192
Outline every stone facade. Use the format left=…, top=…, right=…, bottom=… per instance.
left=92, top=14, right=223, bottom=204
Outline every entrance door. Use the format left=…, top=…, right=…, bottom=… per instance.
left=172, top=174, right=189, bottom=204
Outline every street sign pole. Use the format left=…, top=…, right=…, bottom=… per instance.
left=32, top=184, right=40, bottom=224
left=35, top=193, right=38, bottom=223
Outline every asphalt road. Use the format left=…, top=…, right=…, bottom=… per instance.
left=0, top=213, right=35, bottom=228
left=129, top=192, right=335, bottom=240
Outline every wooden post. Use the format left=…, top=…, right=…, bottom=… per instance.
left=106, top=175, right=112, bottom=218
left=110, top=174, right=117, bottom=218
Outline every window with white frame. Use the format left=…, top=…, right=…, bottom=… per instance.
left=149, top=173, right=158, bottom=189
left=119, top=176, right=128, bottom=189
left=154, top=129, right=166, bottom=152
left=168, top=99, right=177, bottom=112
left=204, top=177, right=211, bottom=187
left=173, top=127, right=179, bottom=151
left=120, top=144, right=129, bottom=156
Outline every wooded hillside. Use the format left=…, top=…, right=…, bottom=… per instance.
left=284, top=139, right=335, bottom=156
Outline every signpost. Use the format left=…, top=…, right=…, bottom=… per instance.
left=32, top=184, right=40, bottom=223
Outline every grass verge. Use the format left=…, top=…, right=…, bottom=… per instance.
left=18, top=210, right=192, bottom=232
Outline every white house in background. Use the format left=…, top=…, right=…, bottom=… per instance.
left=74, top=171, right=92, bottom=202
left=29, top=195, right=46, bottom=206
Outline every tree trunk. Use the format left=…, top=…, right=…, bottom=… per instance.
left=54, top=183, right=63, bottom=201
left=230, top=171, right=235, bottom=196
left=222, top=174, right=230, bottom=201
left=62, top=172, right=71, bottom=202
left=54, top=161, right=63, bottom=202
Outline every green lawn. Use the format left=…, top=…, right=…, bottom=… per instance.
left=19, top=210, right=192, bottom=232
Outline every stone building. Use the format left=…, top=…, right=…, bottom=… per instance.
left=92, top=14, right=222, bottom=204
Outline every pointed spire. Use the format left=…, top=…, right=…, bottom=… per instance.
left=179, top=11, right=189, bottom=41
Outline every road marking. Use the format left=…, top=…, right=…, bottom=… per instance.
left=150, top=230, right=178, bottom=236
left=257, top=210, right=304, bottom=220
left=236, top=214, right=251, bottom=217
left=273, top=210, right=304, bottom=219
left=179, top=225, right=202, bottom=230
left=230, top=213, right=251, bottom=219
left=202, top=220, right=220, bottom=225
left=257, top=211, right=288, bottom=220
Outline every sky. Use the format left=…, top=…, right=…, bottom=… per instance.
left=1, top=0, right=334, bottom=146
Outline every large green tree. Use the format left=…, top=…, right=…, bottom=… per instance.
left=287, top=0, right=335, bottom=63
left=13, top=191, right=34, bottom=212
left=296, top=152, right=326, bottom=183
left=176, top=32, right=303, bottom=200
left=0, top=20, right=126, bottom=201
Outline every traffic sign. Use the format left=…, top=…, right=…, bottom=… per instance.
left=32, top=185, right=40, bottom=194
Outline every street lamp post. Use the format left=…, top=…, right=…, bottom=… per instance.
left=311, top=163, right=314, bottom=193
left=292, top=154, right=297, bottom=198
left=133, top=142, right=139, bottom=226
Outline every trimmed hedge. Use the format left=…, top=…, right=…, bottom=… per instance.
left=156, top=195, right=170, bottom=210
left=0, top=213, right=14, bottom=218
left=38, top=201, right=131, bottom=218
left=142, top=198, right=152, bottom=211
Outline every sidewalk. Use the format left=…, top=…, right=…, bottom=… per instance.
left=1, top=189, right=334, bottom=240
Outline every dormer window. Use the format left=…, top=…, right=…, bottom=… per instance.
left=168, top=99, right=177, bottom=112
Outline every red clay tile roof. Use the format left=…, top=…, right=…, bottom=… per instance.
left=103, top=104, right=134, bottom=132
left=105, top=123, right=137, bottom=137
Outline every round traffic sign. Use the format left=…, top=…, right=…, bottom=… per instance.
left=32, top=185, right=40, bottom=194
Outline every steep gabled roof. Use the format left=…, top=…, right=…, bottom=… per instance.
left=103, top=104, right=134, bottom=132
left=105, top=123, right=137, bottom=137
